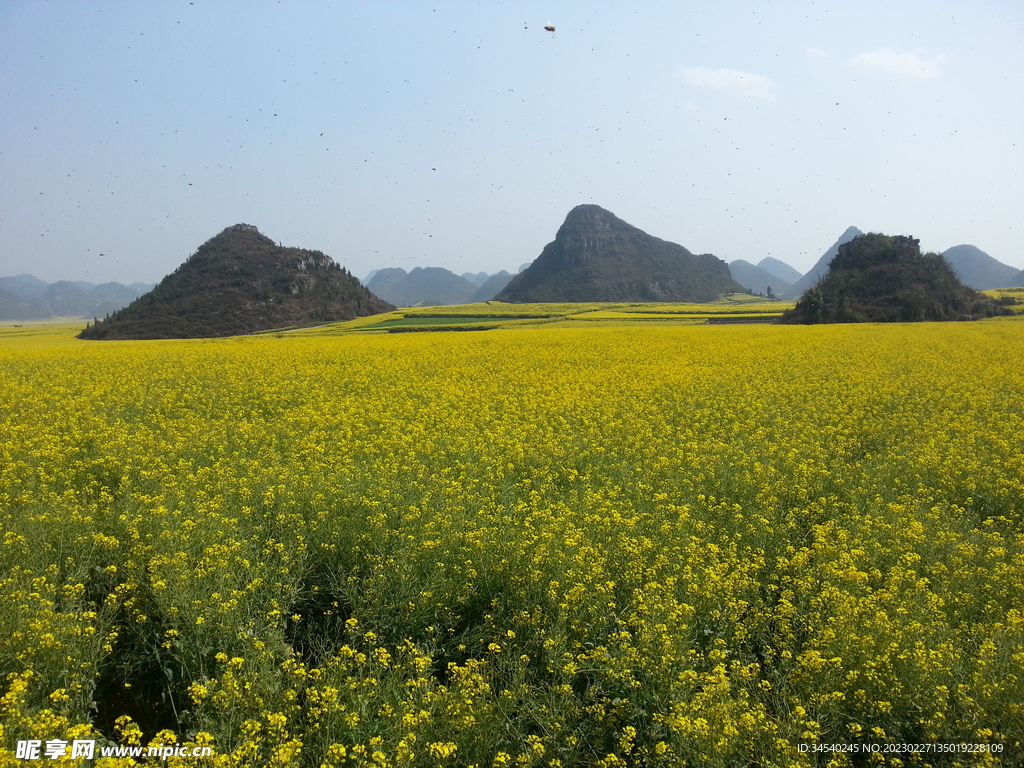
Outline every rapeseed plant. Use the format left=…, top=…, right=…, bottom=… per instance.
left=1, top=321, right=1021, bottom=765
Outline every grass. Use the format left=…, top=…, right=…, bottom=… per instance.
left=360, top=316, right=511, bottom=329
left=291, top=295, right=796, bottom=336
left=567, top=310, right=781, bottom=321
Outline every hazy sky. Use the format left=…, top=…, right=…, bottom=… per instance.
left=2, top=1, right=1022, bottom=285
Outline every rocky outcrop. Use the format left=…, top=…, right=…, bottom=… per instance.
left=496, top=205, right=742, bottom=302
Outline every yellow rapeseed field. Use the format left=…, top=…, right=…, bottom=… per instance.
left=1, top=319, right=1022, bottom=766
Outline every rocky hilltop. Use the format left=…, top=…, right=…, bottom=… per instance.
left=79, top=224, right=393, bottom=339
left=496, top=205, right=742, bottom=302
left=781, top=233, right=1010, bottom=324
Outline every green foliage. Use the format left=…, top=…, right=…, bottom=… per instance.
left=782, top=233, right=1012, bottom=324
left=78, top=224, right=394, bottom=340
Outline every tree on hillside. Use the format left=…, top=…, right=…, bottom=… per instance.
left=781, top=233, right=1011, bottom=324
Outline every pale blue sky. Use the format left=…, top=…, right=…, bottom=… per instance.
left=2, top=0, right=1022, bottom=284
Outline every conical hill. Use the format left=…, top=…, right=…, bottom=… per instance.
left=495, top=205, right=742, bottom=302
left=79, top=224, right=393, bottom=339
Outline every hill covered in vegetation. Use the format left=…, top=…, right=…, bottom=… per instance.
left=496, top=205, right=742, bottom=302
left=781, top=232, right=1011, bottom=324
left=79, top=224, right=393, bottom=339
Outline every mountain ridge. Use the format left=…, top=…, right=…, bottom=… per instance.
left=781, top=226, right=864, bottom=299
left=757, top=257, right=802, bottom=284
left=728, top=259, right=792, bottom=297
left=941, top=244, right=1021, bottom=290
left=0, top=275, right=156, bottom=320
left=366, top=267, right=479, bottom=307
